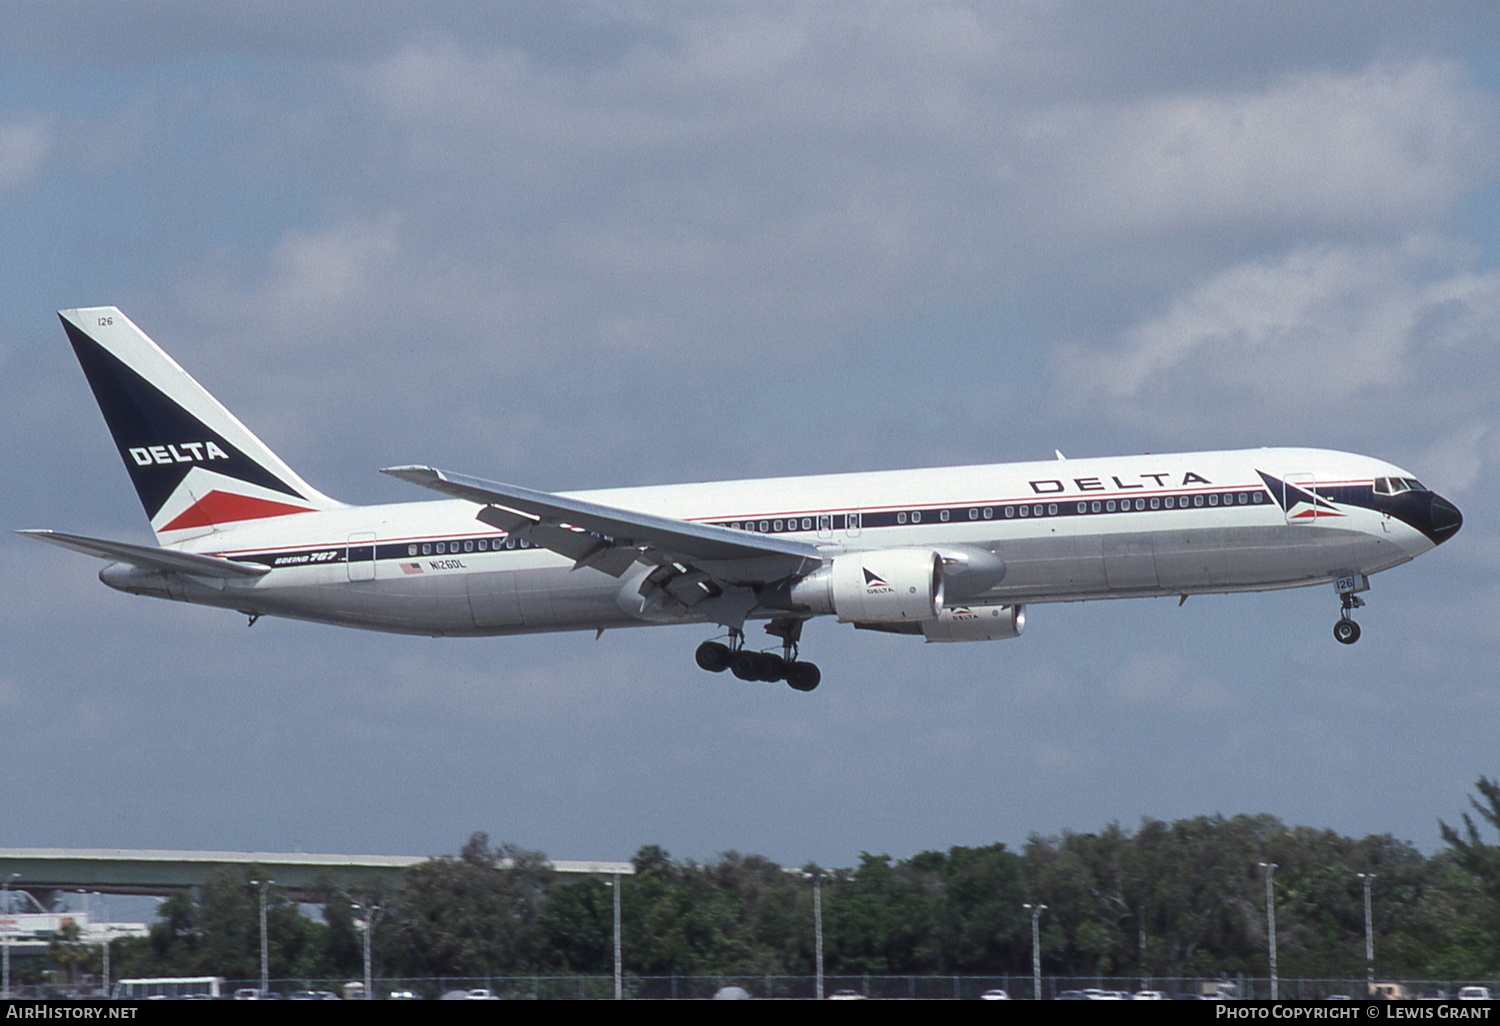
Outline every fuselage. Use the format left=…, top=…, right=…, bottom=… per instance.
left=103, top=446, right=1459, bottom=638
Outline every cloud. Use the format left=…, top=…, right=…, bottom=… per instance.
left=1023, top=61, right=1500, bottom=238
left=1104, top=650, right=1233, bottom=711
left=1053, top=236, right=1500, bottom=443
left=0, top=117, right=51, bottom=189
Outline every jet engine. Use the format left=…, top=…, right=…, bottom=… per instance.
left=920, top=603, right=1026, bottom=642
left=790, top=548, right=944, bottom=623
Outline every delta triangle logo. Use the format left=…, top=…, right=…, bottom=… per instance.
left=1255, top=471, right=1346, bottom=520
left=862, top=566, right=895, bottom=595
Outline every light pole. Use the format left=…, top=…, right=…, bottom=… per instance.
left=1357, top=873, right=1375, bottom=994
left=250, top=879, right=274, bottom=995
left=805, top=871, right=825, bottom=1000
left=1023, top=903, right=1046, bottom=1000
left=1258, top=862, right=1278, bottom=1000
left=2, top=873, right=20, bottom=999
left=601, top=874, right=623, bottom=1000
left=1138, top=904, right=1147, bottom=990
left=98, top=893, right=110, bottom=998
left=81, top=892, right=111, bottom=997
left=349, top=898, right=382, bottom=1001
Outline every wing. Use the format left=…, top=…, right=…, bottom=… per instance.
left=380, top=466, right=824, bottom=611
left=17, top=529, right=270, bottom=578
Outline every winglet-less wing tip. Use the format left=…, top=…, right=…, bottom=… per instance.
left=380, top=465, right=442, bottom=483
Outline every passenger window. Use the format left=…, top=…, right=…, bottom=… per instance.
left=1091, top=501, right=1101, bottom=513
left=1194, top=495, right=1203, bottom=507
left=1046, top=504, right=1056, bottom=516
left=984, top=507, right=993, bottom=519
left=939, top=510, right=950, bottom=522
left=408, top=545, right=417, bottom=556
left=774, top=519, right=783, bottom=531
left=422, top=543, right=432, bottom=555
left=912, top=511, right=922, bottom=524
left=1150, top=497, right=1159, bottom=509
left=897, top=512, right=907, bottom=524
left=968, top=508, right=978, bottom=520
left=1018, top=506, right=1028, bottom=517
left=1208, top=494, right=1218, bottom=506
left=1134, top=499, right=1145, bottom=510
left=1164, top=496, right=1174, bottom=509
left=1106, top=500, right=1116, bottom=512
left=1076, top=503, right=1086, bottom=514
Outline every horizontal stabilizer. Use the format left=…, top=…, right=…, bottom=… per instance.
left=16, top=529, right=269, bottom=578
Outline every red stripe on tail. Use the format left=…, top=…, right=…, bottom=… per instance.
left=160, top=490, right=316, bottom=531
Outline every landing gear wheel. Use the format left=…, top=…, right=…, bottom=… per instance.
left=759, top=654, right=787, bottom=682
left=1334, top=619, right=1361, bottom=645
left=785, top=661, right=822, bottom=692
left=695, top=641, right=732, bottom=672
left=733, top=651, right=783, bottom=681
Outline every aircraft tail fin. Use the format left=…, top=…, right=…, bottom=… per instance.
left=57, top=307, right=343, bottom=543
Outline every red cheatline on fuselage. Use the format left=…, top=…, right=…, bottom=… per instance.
left=159, top=490, right=316, bottom=532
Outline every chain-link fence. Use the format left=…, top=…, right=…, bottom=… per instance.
left=9, top=974, right=1497, bottom=1000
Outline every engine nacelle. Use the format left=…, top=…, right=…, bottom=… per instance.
left=791, top=548, right=944, bottom=623
left=921, top=604, right=1026, bottom=643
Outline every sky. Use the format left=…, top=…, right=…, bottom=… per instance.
left=3, top=1, right=1500, bottom=875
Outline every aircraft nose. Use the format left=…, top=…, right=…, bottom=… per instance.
left=1429, top=493, right=1463, bottom=544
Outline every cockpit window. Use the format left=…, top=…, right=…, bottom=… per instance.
left=1375, top=477, right=1424, bottom=496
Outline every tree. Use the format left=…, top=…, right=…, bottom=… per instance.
left=380, top=833, right=554, bottom=979
left=48, top=919, right=93, bottom=984
left=1441, top=776, right=1500, bottom=899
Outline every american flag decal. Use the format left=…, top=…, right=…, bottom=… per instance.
left=400, top=562, right=423, bottom=575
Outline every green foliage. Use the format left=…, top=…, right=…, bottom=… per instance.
left=378, top=832, right=554, bottom=977
left=107, top=787, right=1500, bottom=982
left=1437, top=776, right=1500, bottom=970
left=110, top=869, right=337, bottom=981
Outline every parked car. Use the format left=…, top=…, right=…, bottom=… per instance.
left=979, top=989, right=1010, bottom=1000
left=1459, top=987, right=1493, bottom=1001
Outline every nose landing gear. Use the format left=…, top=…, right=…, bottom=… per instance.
left=694, top=619, right=822, bottom=691
left=1333, top=574, right=1367, bottom=645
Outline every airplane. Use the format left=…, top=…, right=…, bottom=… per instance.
left=22, top=308, right=1463, bottom=692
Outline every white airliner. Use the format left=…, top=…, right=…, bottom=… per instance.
left=23, top=308, right=1462, bottom=691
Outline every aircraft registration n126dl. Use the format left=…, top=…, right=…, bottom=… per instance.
left=23, top=308, right=1463, bottom=692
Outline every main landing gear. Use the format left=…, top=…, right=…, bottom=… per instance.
left=695, top=619, right=822, bottom=692
left=1333, top=576, right=1366, bottom=645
